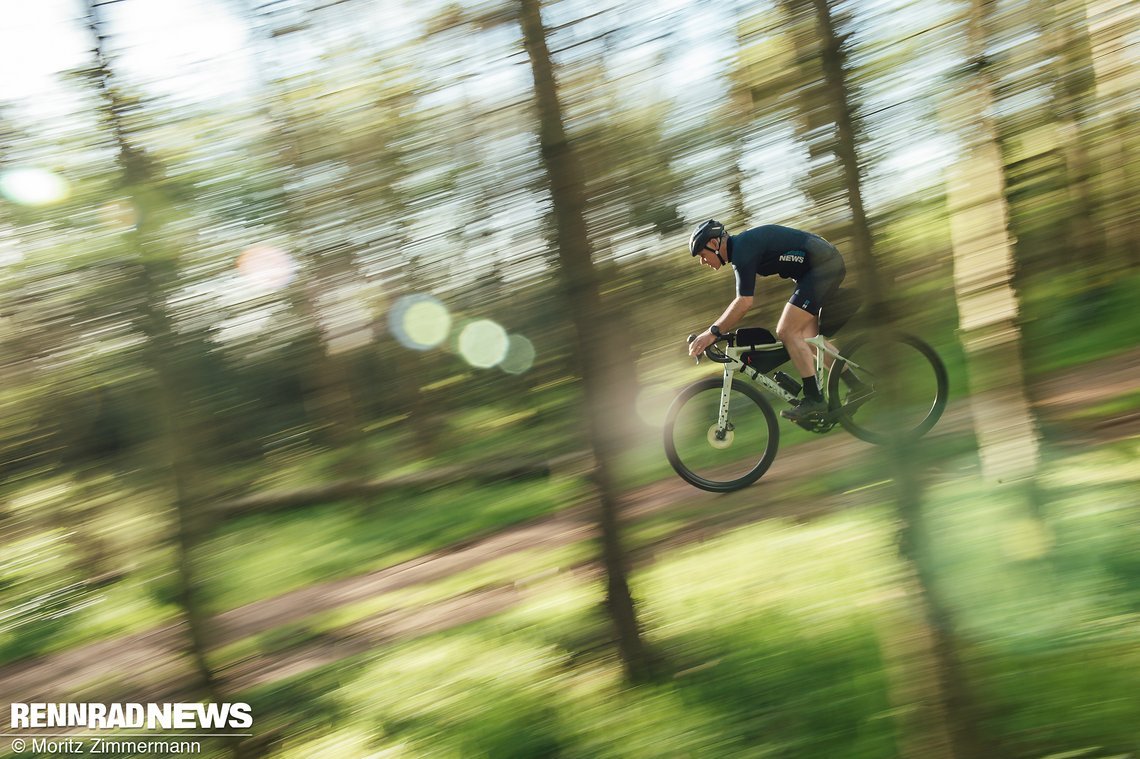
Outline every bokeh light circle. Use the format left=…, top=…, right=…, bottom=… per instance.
left=390, top=294, right=451, bottom=350
left=499, top=335, right=536, bottom=375
left=458, top=320, right=509, bottom=368
left=237, top=244, right=296, bottom=293
left=0, top=168, right=69, bottom=206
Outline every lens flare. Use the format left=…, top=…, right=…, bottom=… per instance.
left=458, top=319, right=508, bottom=368
left=499, top=335, right=536, bottom=374
left=237, top=244, right=296, bottom=293
left=390, top=294, right=451, bottom=350
left=636, top=384, right=675, bottom=428
left=0, top=168, right=69, bottom=206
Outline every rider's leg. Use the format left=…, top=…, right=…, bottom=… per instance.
left=780, top=246, right=846, bottom=422
left=799, top=243, right=851, bottom=388
left=776, top=303, right=823, bottom=399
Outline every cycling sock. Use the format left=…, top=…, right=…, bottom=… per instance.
left=802, top=375, right=822, bottom=402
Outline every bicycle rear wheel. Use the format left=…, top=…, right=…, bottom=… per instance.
left=664, top=378, right=780, bottom=492
left=827, top=333, right=948, bottom=445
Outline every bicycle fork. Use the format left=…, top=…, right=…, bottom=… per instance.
left=715, top=365, right=734, bottom=437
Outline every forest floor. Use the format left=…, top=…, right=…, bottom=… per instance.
left=1, top=348, right=1136, bottom=706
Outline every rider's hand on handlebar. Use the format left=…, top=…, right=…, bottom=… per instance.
left=688, top=330, right=718, bottom=359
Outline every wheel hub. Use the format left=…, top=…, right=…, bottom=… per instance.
left=707, top=424, right=734, bottom=449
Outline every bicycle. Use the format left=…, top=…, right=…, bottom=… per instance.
left=663, top=324, right=948, bottom=492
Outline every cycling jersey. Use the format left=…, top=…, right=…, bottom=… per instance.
left=727, top=224, right=845, bottom=315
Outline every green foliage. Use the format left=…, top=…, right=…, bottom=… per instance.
left=201, top=475, right=586, bottom=612
left=1020, top=271, right=1140, bottom=374
left=221, top=442, right=1139, bottom=758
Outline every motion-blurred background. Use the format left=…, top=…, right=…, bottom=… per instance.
left=1, top=0, right=1137, bottom=757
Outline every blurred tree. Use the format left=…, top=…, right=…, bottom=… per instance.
left=730, top=7, right=803, bottom=226
left=783, top=0, right=1002, bottom=755
left=1080, top=0, right=1140, bottom=268
left=81, top=0, right=237, bottom=736
left=516, top=0, right=652, bottom=682
left=723, top=85, right=754, bottom=233
left=781, top=1, right=857, bottom=242
left=944, top=0, right=1044, bottom=485
left=562, top=63, right=687, bottom=443
left=779, top=0, right=874, bottom=296
left=563, top=56, right=687, bottom=242
left=241, top=1, right=377, bottom=473
left=996, top=0, right=1105, bottom=286
left=1043, top=0, right=1105, bottom=278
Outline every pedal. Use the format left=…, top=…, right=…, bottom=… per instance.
left=810, top=418, right=838, bottom=434
left=781, top=405, right=839, bottom=434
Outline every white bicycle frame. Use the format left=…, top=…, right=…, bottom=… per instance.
left=712, top=334, right=861, bottom=433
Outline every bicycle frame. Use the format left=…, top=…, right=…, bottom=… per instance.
left=710, top=334, right=866, bottom=432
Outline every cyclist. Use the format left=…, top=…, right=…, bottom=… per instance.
left=686, top=219, right=860, bottom=427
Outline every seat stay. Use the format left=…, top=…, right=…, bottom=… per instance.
left=802, top=335, right=865, bottom=401
left=803, top=335, right=842, bottom=367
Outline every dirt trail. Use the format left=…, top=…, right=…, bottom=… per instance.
left=1, top=350, right=1136, bottom=705
left=0, top=425, right=883, bottom=705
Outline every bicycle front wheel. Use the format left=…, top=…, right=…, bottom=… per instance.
left=664, top=378, right=780, bottom=492
left=827, top=333, right=948, bottom=445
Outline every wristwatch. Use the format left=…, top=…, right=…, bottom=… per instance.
left=709, top=324, right=723, bottom=338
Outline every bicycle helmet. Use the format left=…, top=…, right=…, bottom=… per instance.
left=688, top=219, right=726, bottom=262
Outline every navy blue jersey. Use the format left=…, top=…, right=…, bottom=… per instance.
left=727, top=225, right=815, bottom=297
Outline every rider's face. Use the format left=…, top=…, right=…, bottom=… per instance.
left=697, top=240, right=723, bottom=270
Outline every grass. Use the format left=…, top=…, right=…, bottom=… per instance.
left=24, top=440, right=1080, bottom=758
left=201, top=474, right=588, bottom=612
left=1021, top=270, right=1140, bottom=376
left=2, top=433, right=1136, bottom=758
left=237, top=529, right=903, bottom=758
left=0, top=471, right=589, bottom=665
left=217, top=441, right=1138, bottom=759
left=916, top=448, right=1140, bottom=756
left=0, top=476, right=179, bottom=661
left=207, top=541, right=597, bottom=666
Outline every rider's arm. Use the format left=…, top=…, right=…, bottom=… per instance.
left=689, top=295, right=754, bottom=357
left=712, top=295, right=753, bottom=333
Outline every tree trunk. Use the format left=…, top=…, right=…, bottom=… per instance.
left=799, top=0, right=1003, bottom=755
left=946, top=0, right=1044, bottom=485
left=1082, top=0, right=1138, bottom=103
left=83, top=4, right=242, bottom=755
left=725, top=85, right=752, bottom=231
left=1080, top=0, right=1140, bottom=268
left=780, top=0, right=860, bottom=286
left=517, top=0, right=652, bottom=683
left=1026, top=0, right=1107, bottom=284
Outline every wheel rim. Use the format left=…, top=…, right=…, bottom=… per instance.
left=666, top=380, right=778, bottom=491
